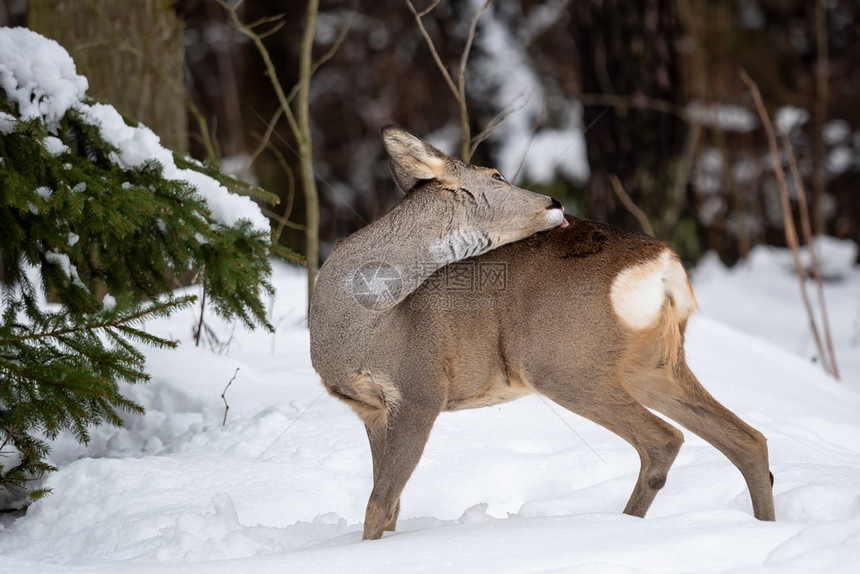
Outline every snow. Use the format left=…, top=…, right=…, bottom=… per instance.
left=0, top=111, right=16, bottom=134
left=42, top=135, right=68, bottom=156
left=519, top=114, right=591, bottom=185
left=2, top=238, right=860, bottom=573
left=775, top=106, right=809, bottom=133
left=44, top=250, right=81, bottom=285
left=827, top=146, right=854, bottom=176
left=692, top=236, right=860, bottom=383
left=686, top=101, right=757, bottom=133
left=471, top=3, right=589, bottom=185
left=0, top=27, right=270, bottom=234
left=0, top=27, right=88, bottom=131
left=823, top=120, right=851, bottom=146
left=80, top=102, right=269, bottom=232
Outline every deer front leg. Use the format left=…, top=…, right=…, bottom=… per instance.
left=364, top=421, right=400, bottom=532
left=363, top=399, right=440, bottom=540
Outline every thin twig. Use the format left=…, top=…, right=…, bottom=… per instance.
left=254, top=109, right=369, bottom=227
left=194, top=281, right=206, bottom=348
left=246, top=14, right=284, bottom=30
left=245, top=106, right=284, bottom=179
left=608, top=174, right=654, bottom=237
left=417, top=0, right=441, bottom=17
left=243, top=13, right=353, bottom=180
left=740, top=69, right=831, bottom=378
left=512, top=92, right=547, bottom=184
left=406, top=0, right=492, bottom=161
left=405, top=0, right=460, bottom=105
left=778, top=127, right=840, bottom=379
left=252, top=135, right=301, bottom=240
left=311, top=11, right=354, bottom=75
left=257, top=20, right=287, bottom=40
left=578, top=93, right=688, bottom=120
left=262, top=208, right=306, bottom=231
left=216, top=0, right=301, bottom=142
left=469, top=89, right=533, bottom=158
left=458, top=0, right=492, bottom=161
left=222, top=368, right=239, bottom=426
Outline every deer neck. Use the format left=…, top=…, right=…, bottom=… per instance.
left=317, top=195, right=487, bottom=312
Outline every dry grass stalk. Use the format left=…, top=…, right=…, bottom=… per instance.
left=740, top=69, right=834, bottom=379
left=608, top=174, right=655, bottom=237
left=778, top=127, right=840, bottom=379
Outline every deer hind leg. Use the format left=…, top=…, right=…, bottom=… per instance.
left=530, top=379, right=685, bottom=518
left=626, top=363, right=775, bottom=521
left=362, top=399, right=440, bottom=540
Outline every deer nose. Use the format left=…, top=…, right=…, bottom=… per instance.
left=548, top=197, right=563, bottom=210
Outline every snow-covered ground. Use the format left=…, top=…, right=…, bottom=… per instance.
left=0, top=238, right=858, bottom=573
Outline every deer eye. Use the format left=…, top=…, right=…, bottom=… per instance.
left=492, top=172, right=505, bottom=182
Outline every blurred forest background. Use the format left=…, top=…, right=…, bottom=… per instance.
left=3, top=0, right=859, bottom=268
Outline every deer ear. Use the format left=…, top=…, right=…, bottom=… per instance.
left=382, top=126, right=450, bottom=193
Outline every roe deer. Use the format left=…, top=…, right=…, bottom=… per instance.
left=309, top=127, right=775, bottom=540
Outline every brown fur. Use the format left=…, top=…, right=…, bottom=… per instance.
left=309, top=130, right=775, bottom=541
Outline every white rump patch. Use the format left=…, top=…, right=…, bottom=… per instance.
left=610, top=250, right=698, bottom=330
left=430, top=230, right=491, bottom=264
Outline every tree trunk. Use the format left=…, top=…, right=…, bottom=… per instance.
left=570, top=0, right=693, bottom=256
left=28, top=0, right=187, bottom=153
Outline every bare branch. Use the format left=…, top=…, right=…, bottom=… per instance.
left=417, top=0, right=441, bottom=17
left=608, top=174, right=654, bottom=237
left=246, top=14, right=285, bottom=30
left=457, top=0, right=492, bottom=161
left=458, top=0, right=491, bottom=91
left=216, top=0, right=301, bottom=142
left=405, top=0, right=461, bottom=105
left=578, top=93, right=687, bottom=119
left=406, top=0, right=493, bottom=161
left=311, top=11, right=355, bottom=75
left=218, top=0, right=326, bottom=312
left=741, top=69, right=832, bottom=379
left=254, top=135, right=303, bottom=241
left=262, top=208, right=306, bottom=232
left=257, top=20, right=287, bottom=40
left=245, top=106, right=284, bottom=177
left=247, top=11, right=353, bottom=167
